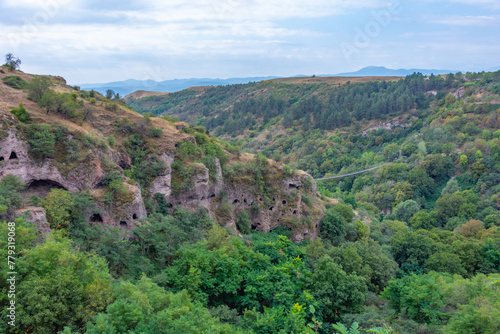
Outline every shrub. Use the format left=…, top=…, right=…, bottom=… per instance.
left=2, top=75, right=28, bottom=89
left=236, top=211, right=251, bottom=234
left=392, top=200, right=420, bottom=223
left=38, top=91, right=79, bottom=118
left=0, top=175, right=25, bottom=213
left=332, top=203, right=355, bottom=223
left=151, top=127, right=163, bottom=138
left=40, top=188, right=75, bottom=229
left=105, top=102, right=118, bottom=112
left=10, top=103, right=30, bottom=123
left=27, top=76, right=52, bottom=102
left=319, top=209, right=346, bottom=245
left=26, top=124, right=55, bottom=160
left=107, top=135, right=116, bottom=147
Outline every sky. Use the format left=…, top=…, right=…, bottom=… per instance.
left=1, top=0, right=499, bottom=85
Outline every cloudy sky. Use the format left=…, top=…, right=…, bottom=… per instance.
left=1, top=0, right=499, bottom=85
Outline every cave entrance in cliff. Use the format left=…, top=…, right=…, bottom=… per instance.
left=9, top=152, right=18, bottom=160
left=26, top=179, right=68, bottom=197
left=90, top=213, right=103, bottom=223
left=0, top=156, right=4, bottom=162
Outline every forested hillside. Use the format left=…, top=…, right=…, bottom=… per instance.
left=0, top=64, right=499, bottom=333
left=126, top=71, right=500, bottom=333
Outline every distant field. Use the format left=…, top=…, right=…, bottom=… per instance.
left=124, top=90, right=170, bottom=99
left=264, top=76, right=402, bottom=85
left=125, top=76, right=404, bottom=99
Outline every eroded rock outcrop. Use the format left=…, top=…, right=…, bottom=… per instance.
left=149, top=152, right=175, bottom=197
left=155, top=156, right=322, bottom=242
left=1, top=125, right=323, bottom=242
left=361, top=120, right=413, bottom=136
left=0, top=129, right=104, bottom=192
left=15, top=206, right=50, bottom=242
left=1, top=128, right=146, bottom=229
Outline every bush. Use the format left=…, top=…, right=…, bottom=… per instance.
left=38, top=91, right=79, bottom=118
left=27, top=76, right=52, bottom=102
left=2, top=75, right=28, bottom=89
left=236, top=211, right=251, bottom=234
left=151, top=127, right=163, bottom=138
left=40, top=188, right=75, bottom=229
left=319, top=209, right=346, bottom=245
left=332, top=203, right=355, bottom=223
left=107, top=135, right=116, bottom=147
left=392, top=200, right=420, bottom=223
left=0, top=175, right=25, bottom=213
left=27, top=124, right=55, bottom=160
left=10, top=103, right=30, bottom=123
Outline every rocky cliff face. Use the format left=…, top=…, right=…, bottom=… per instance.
left=15, top=206, right=50, bottom=242
left=0, top=70, right=324, bottom=241
left=1, top=125, right=322, bottom=241
left=0, top=127, right=146, bottom=230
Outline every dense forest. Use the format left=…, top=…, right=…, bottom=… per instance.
left=1, top=67, right=500, bottom=333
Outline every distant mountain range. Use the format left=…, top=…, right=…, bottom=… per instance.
left=330, top=66, right=456, bottom=77
left=77, top=66, right=463, bottom=96
left=78, top=76, right=278, bottom=97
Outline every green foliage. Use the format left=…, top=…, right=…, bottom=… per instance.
left=382, top=272, right=449, bottom=324
left=4, top=238, right=113, bottom=334
left=26, top=124, right=56, bottom=160
left=319, top=209, right=346, bottom=245
left=40, top=188, right=75, bottom=229
left=425, top=252, right=466, bottom=275
left=391, top=200, right=420, bottom=223
left=329, top=240, right=397, bottom=293
left=102, top=170, right=128, bottom=205
left=85, top=276, right=237, bottom=334
left=306, top=256, right=367, bottom=323
left=10, top=103, right=30, bottom=123
left=151, top=127, right=163, bottom=137
left=38, top=90, right=80, bottom=118
left=0, top=175, right=25, bottom=215
left=3, top=53, right=21, bottom=71
left=420, top=154, right=454, bottom=180
left=27, top=76, right=52, bottom=102
left=332, top=203, right=355, bottom=223
left=236, top=210, right=251, bottom=234
left=408, top=210, right=438, bottom=230
left=107, top=134, right=115, bottom=147
left=441, top=178, right=461, bottom=195
left=2, top=75, right=28, bottom=89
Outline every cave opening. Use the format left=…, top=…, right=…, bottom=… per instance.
left=9, top=152, right=18, bottom=160
left=120, top=221, right=128, bottom=227
left=132, top=213, right=138, bottom=220
left=90, top=213, right=103, bottom=222
left=27, top=179, right=67, bottom=191
left=0, top=156, right=4, bottom=162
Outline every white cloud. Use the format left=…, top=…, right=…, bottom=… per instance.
left=429, top=15, right=499, bottom=26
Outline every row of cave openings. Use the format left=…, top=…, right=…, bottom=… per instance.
left=89, top=212, right=139, bottom=229
left=232, top=196, right=297, bottom=214
left=0, top=151, right=18, bottom=162
left=25, top=179, right=139, bottom=229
